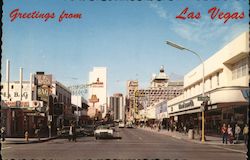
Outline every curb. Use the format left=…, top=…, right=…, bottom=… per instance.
left=138, top=128, right=247, bottom=154
left=2, top=136, right=58, bottom=144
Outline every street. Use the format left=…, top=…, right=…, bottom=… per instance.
left=2, top=128, right=246, bottom=160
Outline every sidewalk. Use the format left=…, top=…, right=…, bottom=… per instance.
left=138, top=127, right=247, bottom=154
left=1, top=136, right=58, bottom=144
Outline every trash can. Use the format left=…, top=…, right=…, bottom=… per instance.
left=188, top=129, right=194, bottom=139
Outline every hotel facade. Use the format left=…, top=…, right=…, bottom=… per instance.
left=167, top=32, right=249, bottom=135
left=87, top=67, right=107, bottom=119
left=127, top=66, right=183, bottom=123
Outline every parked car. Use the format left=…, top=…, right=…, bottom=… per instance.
left=59, top=126, right=85, bottom=137
left=94, top=125, right=114, bottom=139
left=126, top=123, right=134, bottom=128
left=81, top=125, right=95, bottom=136
left=60, top=126, right=70, bottom=137
left=119, top=122, right=125, bottom=128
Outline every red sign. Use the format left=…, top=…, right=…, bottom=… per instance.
left=91, top=78, right=104, bottom=88
left=6, top=101, right=29, bottom=108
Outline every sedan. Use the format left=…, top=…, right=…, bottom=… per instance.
left=94, top=125, right=114, bottom=139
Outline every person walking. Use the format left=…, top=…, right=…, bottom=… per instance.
left=1, top=127, right=6, bottom=141
left=158, top=122, right=161, bottom=132
left=243, top=124, right=248, bottom=145
left=234, top=124, right=241, bottom=144
left=221, top=123, right=228, bottom=144
left=72, top=123, right=77, bottom=142
left=68, top=124, right=73, bottom=141
left=35, top=128, right=40, bottom=141
left=227, top=124, right=233, bottom=144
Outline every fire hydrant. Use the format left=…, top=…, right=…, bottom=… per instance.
left=25, top=131, right=29, bottom=142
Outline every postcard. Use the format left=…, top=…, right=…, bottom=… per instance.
left=1, top=0, right=249, bottom=159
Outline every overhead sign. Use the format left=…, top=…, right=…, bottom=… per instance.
left=91, top=78, right=104, bottom=88
left=6, top=101, right=29, bottom=108
left=197, top=96, right=210, bottom=102
left=89, top=94, right=99, bottom=103
left=178, top=100, right=194, bottom=109
left=241, top=89, right=249, bottom=101
left=38, top=86, right=50, bottom=102
left=128, top=80, right=138, bottom=87
left=35, top=74, right=52, bottom=86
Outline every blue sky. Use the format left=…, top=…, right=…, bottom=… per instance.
left=2, top=0, right=249, bottom=97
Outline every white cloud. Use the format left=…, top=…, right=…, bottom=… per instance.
left=149, top=2, right=167, bottom=19
left=149, top=2, right=248, bottom=51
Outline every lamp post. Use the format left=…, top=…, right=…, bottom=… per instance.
left=165, top=40, right=205, bottom=143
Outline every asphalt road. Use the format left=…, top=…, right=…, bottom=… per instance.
left=2, top=128, right=247, bottom=160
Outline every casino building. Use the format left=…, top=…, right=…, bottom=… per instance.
left=126, top=66, right=183, bottom=124
left=0, top=64, right=72, bottom=137
left=167, top=32, right=249, bottom=136
left=87, top=67, right=107, bottom=119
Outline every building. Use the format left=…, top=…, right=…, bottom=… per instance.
left=51, top=81, right=72, bottom=128
left=167, top=32, right=249, bottom=135
left=0, top=65, right=73, bottom=137
left=71, top=95, right=89, bottom=125
left=109, top=93, right=125, bottom=123
left=87, top=67, right=107, bottom=119
left=127, top=66, right=183, bottom=123
left=126, top=80, right=138, bottom=123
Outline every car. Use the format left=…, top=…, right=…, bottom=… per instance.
left=81, top=125, right=95, bottom=136
left=126, top=123, right=133, bottom=128
left=59, top=126, right=70, bottom=137
left=58, top=126, right=85, bottom=138
left=94, top=125, right=114, bottom=139
left=118, top=122, right=125, bottom=128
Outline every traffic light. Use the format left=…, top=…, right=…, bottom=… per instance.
left=201, top=101, right=208, bottom=111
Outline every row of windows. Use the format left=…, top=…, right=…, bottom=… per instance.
left=1, top=85, right=24, bottom=89
left=232, top=58, right=248, bottom=80
left=184, top=72, right=220, bottom=98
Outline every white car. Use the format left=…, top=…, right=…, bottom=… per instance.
left=94, top=125, right=114, bottom=139
left=118, top=122, right=125, bottom=128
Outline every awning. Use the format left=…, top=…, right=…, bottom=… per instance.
left=169, top=107, right=201, bottom=117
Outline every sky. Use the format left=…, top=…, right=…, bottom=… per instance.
left=2, top=0, right=249, bottom=97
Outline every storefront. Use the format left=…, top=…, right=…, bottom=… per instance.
left=205, top=102, right=248, bottom=136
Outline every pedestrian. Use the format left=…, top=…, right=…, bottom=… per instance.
left=243, top=124, right=248, bottom=145
left=72, top=123, right=77, bottom=142
left=35, top=128, right=40, bottom=141
left=0, top=141, right=2, bottom=160
left=183, top=125, right=187, bottom=135
left=68, top=124, right=73, bottom=141
left=234, top=124, right=241, bottom=144
left=1, top=127, right=6, bottom=141
left=158, top=123, right=161, bottom=132
left=227, top=124, right=233, bottom=144
left=221, top=123, right=228, bottom=144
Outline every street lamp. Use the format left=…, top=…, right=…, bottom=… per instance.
left=165, top=40, right=206, bottom=143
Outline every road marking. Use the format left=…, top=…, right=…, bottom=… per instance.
left=211, top=145, right=247, bottom=154
left=2, top=147, right=11, bottom=150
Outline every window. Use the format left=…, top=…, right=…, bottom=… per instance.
left=232, top=58, right=248, bottom=79
left=11, top=85, right=14, bottom=89
left=216, top=72, right=220, bottom=86
left=210, top=76, right=212, bottom=89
